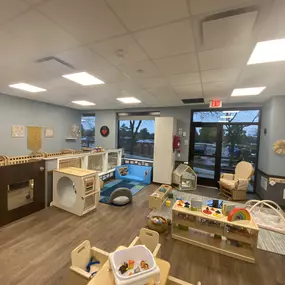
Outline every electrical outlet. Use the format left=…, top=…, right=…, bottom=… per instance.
left=283, top=189, right=285, bottom=199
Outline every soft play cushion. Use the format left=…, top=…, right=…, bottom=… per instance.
left=112, top=196, right=130, bottom=205
left=109, top=187, right=132, bottom=206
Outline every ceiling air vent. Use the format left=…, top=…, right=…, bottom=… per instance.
left=36, top=56, right=75, bottom=75
left=182, top=98, right=204, bottom=104
left=201, top=6, right=258, bottom=48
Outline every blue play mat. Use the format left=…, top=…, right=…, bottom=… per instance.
left=99, top=179, right=147, bottom=204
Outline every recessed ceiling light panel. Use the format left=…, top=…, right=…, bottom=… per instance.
left=248, top=39, right=285, bottom=65
left=72, top=100, right=95, bottom=106
left=9, top=83, right=46, bottom=92
left=116, top=97, right=141, bottom=104
left=231, top=87, right=266, bottom=96
left=222, top=110, right=240, bottom=113
left=220, top=115, right=233, bottom=119
left=63, top=72, right=105, bottom=86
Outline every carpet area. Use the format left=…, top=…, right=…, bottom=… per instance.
left=148, top=189, right=285, bottom=256
left=100, top=179, right=147, bottom=204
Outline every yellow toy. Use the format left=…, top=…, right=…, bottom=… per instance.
left=166, top=199, right=171, bottom=207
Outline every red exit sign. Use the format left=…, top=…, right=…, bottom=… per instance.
left=209, top=100, right=222, bottom=108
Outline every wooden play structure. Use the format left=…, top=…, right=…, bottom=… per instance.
left=172, top=201, right=259, bottom=263
left=149, top=184, right=172, bottom=210
left=245, top=199, right=285, bottom=234
left=172, top=164, right=197, bottom=191
left=52, top=167, right=100, bottom=216
left=69, top=230, right=201, bottom=285
left=129, top=228, right=161, bottom=258
left=219, top=161, right=254, bottom=200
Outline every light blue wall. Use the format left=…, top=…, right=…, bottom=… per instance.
left=95, top=110, right=118, bottom=149
left=0, top=93, right=81, bottom=156
left=259, top=96, right=285, bottom=176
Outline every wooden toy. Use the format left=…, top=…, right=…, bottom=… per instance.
left=172, top=164, right=197, bottom=191
left=52, top=167, right=100, bottom=216
left=227, top=208, right=251, bottom=222
left=149, top=184, right=172, bottom=209
left=222, top=203, right=235, bottom=216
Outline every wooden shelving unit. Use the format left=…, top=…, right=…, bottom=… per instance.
left=172, top=201, right=259, bottom=263
left=149, top=184, right=172, bottom=209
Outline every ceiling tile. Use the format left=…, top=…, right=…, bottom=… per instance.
left=169, top=72, right=200, bottom=86
left=38, top=0, right=127, bottom=43
left=147, top=87, right=176, bottom=98
left=141, top=77, right=169, bottom=89
left=203, top=81, right=234, bottom=98
left=88, top=64, right=127, bottom=83
left=107, top=0, right=189, bottom=31
left=118, top=60, right=160, bottom=79
left=198, top=45, right=250, bottom=70
left=173, top=84, right=203, bottom=98
left=57, top=46, right=110, bottom=70
left=189, top=0, right=255, bottom=16
left=133, top=20, right=195, bottom=59
left=201, top=67, right=241, bottom=83
left=0, top=0, right=29, bottom=25
left=202, top=11, right=258, bottom=48
left=3, top=10, right=79, bottom=58
left=154, top=53, right=198, bottom=75
left=91, top=35, right=148, bottom=65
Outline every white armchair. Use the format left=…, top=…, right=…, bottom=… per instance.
left=219, top=161, right=254, bottom=201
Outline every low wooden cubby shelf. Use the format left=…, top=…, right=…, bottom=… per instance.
left=171, top=201, right=259, bottom=263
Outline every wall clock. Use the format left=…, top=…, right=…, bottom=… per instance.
left=100, top=126, right=110, bottom=137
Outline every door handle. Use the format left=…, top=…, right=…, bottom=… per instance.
left=40, top=167, right=45, bottom=171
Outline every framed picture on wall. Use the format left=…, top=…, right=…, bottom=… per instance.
left=44, top=127, right=54, bottom=138
left=11, top=125, right=25, bottom=138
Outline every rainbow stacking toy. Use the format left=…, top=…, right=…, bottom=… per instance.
left=227, top=208, right=251, bottom=222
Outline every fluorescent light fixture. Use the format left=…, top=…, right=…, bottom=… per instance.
left=9, top=83, right=46, bottom=92
left=222, top=110, right=239, bottom=113
left=62, top=72, right=105, bottom=86
left=116, top=97, right=141, bottom=104
left=72, top=100, right=95, bottom=106
left=231, top=87, right=266, bottom=96
left=220, top=115, right=233, bottom=119
left=248, top=39, right=285, bottom=65
left=219, top=120, right=228, bottom=123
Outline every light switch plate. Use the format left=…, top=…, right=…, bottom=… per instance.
left=283, top=189, right=285, bottom=199
left=183, top=132, right=186, bottom=137
left=184, top=140, right=188, bottom=145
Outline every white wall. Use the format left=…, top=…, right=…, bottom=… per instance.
left=0, top=93, right=81, bottom=156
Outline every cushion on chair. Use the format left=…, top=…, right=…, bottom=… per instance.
left=234, top=161, right=253, bottom=180
left=220, top=178, right=238, bottom=190
left=113, top=196, right=130, bottom=205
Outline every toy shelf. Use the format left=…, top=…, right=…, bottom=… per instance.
left=172, top=202, right=259, bottom=263
left=149, top=184, right=172, bottom=210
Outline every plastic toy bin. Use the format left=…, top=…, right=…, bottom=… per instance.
left=109, top=245, right=160, bottom=285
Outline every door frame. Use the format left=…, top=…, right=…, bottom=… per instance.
left=189, top=108, right=262, bottom=191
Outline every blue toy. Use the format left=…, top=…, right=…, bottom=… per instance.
left=86, top=257, right=100, bottom=276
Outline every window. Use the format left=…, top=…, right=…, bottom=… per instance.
left=81, top=115, right=95, bottom=148
left=118, top=119, right=155, bottom=160
left=193, top=109, right=260, bottom=123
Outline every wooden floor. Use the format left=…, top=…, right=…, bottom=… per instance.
left=0, top=184, right=284, bottom=285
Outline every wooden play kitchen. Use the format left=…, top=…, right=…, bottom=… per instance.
left=172, top=200, right=259, bottom=263
left=149, top=184, right=172, bottom=210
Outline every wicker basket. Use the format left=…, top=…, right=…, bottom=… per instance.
left=147, top=216, right=168, bottom=233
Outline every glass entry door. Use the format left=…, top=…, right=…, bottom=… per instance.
left=190, top=125, right=221, bottom=187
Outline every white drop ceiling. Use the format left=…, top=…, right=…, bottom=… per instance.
left=0, top=0, right=284, bottom=109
